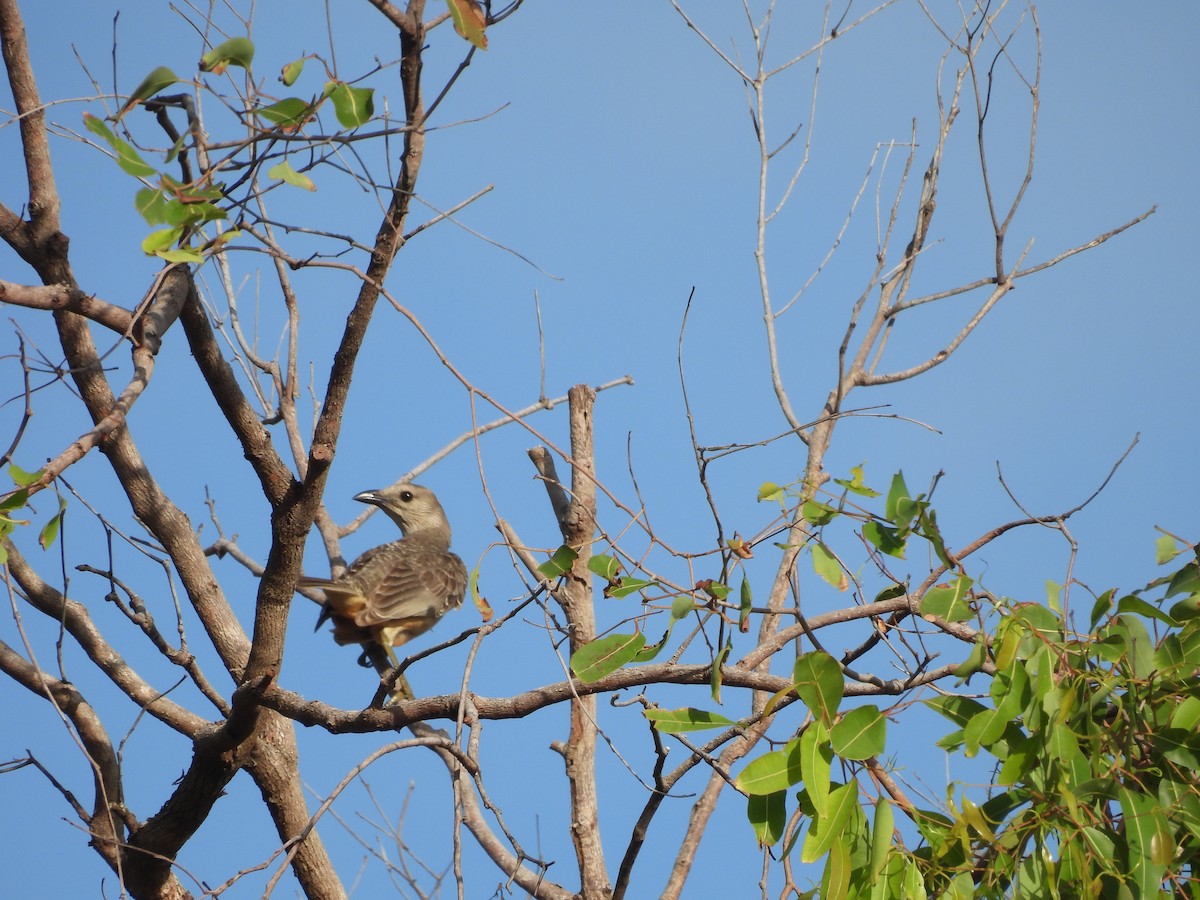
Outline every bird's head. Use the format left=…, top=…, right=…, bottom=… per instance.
left=354, top=483, right=451, bottom=538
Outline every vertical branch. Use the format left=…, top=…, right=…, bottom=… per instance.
left=532, top=384, right=610, bottom=898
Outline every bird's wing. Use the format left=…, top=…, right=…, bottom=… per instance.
left=356, top=545, right=467, bottom=628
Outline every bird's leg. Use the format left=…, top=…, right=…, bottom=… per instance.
left=384, top=645, right=414, bottom=704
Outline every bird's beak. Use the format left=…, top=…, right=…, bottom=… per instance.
left=354, top=490, right=384, bottom=507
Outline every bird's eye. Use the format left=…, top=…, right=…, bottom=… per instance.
left=400, top=491, right=414, bottom=503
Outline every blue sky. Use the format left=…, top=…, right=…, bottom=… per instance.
left=1, top=2, right=1197, bottom=896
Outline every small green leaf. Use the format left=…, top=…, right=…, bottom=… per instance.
left=116, top=66, right=179, bottom=118
left=631, top=627, right=672, bottom=662
left=537, top=544, right=578, bottom=578
left=1155, top=533, right=1184, bottom=565
left=801, top=500, right=837, bottom=525
left=141, top=226, right=183, bottom=254
left=267, top=160, right=317, bottom=191
left=9, top=463, right=43, bottom=487
left=830, top=705, right=886, bottom=760
left=83, top=113, right=157, bottom=177
left=670, top=594, right=695, bottom=620
left=200, top=37, right=255, bottom=73
left=258, top=98, right=315, bottom=129
left=1046, top=579, right=1062, bottom=614
left=38, top=499, right=66, bottom=551
left=569, top=632, right=645, bottom=683
left=748, top=790, right=787, bottom=847
left=811, top=542, right=847, bottom=591
left=735, top=739, right=803, bottom=795
left=587, top=554, right=621, bottom=580
left=710, top=637, right=731, bottom=702
left=884, top=471, right=912, bottom=525
left=920, top=575, right=974, bottom=623
left=280, top=57, right=306, bottom=86
left=135, top=187, right=170, bottom=225
left=757, top=481, right=785, bottom=503
left=862, top=521, right=905, bottom=558
left=325, top=82, right=374, bottom=128
left=608, top=577, right=654, bottom=600
left=156, top=247, right=204, bottom=263
left=953, top=638, right=988, bottom=681
left=0, top=487, right=30, bottom=511
left=833, top=464, right=879, bottom=498
left=793, top=651, right=844, bottom=726
left=1088, top=587, right=1116, bottom=630
left=738, top=576, right=752, bottom=631
left=645, top=707, right=736, bottom=734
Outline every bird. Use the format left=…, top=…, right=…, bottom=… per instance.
left=298, top=484, right=467, bottom=697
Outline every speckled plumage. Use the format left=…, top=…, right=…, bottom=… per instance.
left=300, top=484, right=467, bottom=654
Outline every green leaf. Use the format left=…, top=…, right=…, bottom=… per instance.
left=735, top=738, right=802, bottom=795
left=830, top=705, right=886, bottom=760
left=38, top=499, right=66, bottom=551
left=135, top=187, right=171, bottom=225
left=801, top=499, right=837, bottom=525
left=738, top=576, right=752, bottom=631
left=200, top=37, right=255, bottom=73
left=569, top=632, right=644, bottom=683
left=9, top=463, right=43, bottom=487
left=1089, top=587, right=1116, bottom=630
left=862, top=521, right=905, bottom=558
left=156, top=247, right=204, bottom=263
left=821, top=840, right=851, bottom=900
left=607, top=577, right=654, bottom=600
left=117, top=66, right=179, bottom=118
left=884, top=471, right=914, bottom=527
left=258, top=98, right=315, bottom=129
left=748, top=790, right=787, bottom=847
left=833, top=464, right=879, bottom=498
left=670, top=594, right=694, bottom=620
left=325, top=82, right=374, bottom=128
left=1116, top=594, right=1179, bottom=627
left=1155, top=532, right=1184, bottom=565
left=537, top=544, right=577, bottom=578
left=587, top=554, right=620, bottom=580
left=645, top=707, right=735, bottom=734
left=811, top=542, right=847, bottom=590
left=83, top=113, right=157, bottom=177
left=141, top=226, right=183, bottom=254
left=0, top=487, right=30, bottom=512
left=757, top=481, right=785, bottom=503
left=280, top=57, right=306, bottom=86
left=1046, top=579, right=1063, bottom=614
left=801, top=781, right=859, bottom=863
left=920, top=575, right=974, bottom=623
left=793, top=651, right=844, bottom=726
left=870, top=798, right=894, bottom=882
left=1165, top=560, right=1200, bottom=598
left=953, top=638, right=987, bottom=681
left=710, top=637, right=731, bottom=702
left=801, top=721, right=832, bottom=817
left=267, top=160, right=317, bottom=192
left=924, top=694, right=987, bottom=729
